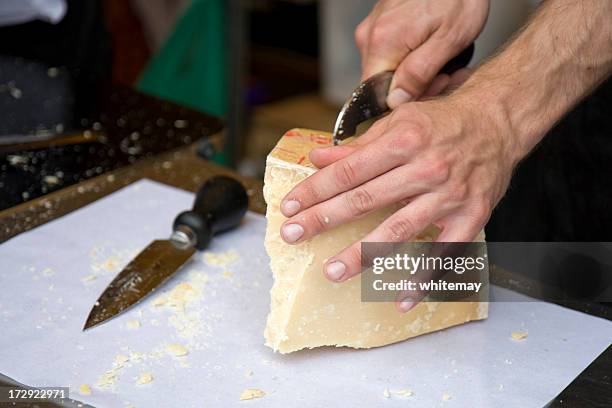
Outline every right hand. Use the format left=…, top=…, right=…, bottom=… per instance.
left=355, top=0, right=490, bottom=107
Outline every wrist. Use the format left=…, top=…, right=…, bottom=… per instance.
left=450, top=83, right=527, bottom=169
left=481, top=76, right=551, bottom=161
left=454, top=0, right=612, bottom=165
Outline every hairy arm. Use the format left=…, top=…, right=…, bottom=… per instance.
left=459, top=0, right=612, bottom=160
left=279, top=0, right=612, bottom=307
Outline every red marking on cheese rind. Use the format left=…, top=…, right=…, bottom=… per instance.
left=310, top=133, right=330, bottom=145
left=272, top=129, right=333, bottom=168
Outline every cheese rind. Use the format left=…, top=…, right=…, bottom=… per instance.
left=263, top=129, right=488, bottom=354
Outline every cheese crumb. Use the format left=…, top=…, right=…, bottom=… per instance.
left=166, top=343, right=189, bottom=357
left=166, top=282, right=198, bottom=311
left=98, top=257, right=119, bottom=272
left=244, top=369, right=253, bottom=378
left=240, top=388, right=265, bottom=401
left=95, top=371, right=117, bottom=388
left=115, top=354, right=130, bottom=365
left=82, top=274, right=97, bottom=282
left=136, top=372, right=153, bottom=385
left=442, top=393, right=451, bottom=401
left=394, top=388, right=413, bottom=397
left=78, top=384, right=92, bottom=396
left=130, top=351, right=146, bottom=362
left=222, top=270, right=233, bottom=279
left=126, top=319, right=141, bottom=329
left=204, top=250, right=239, bottom=267
left=383, top=388, right=390, bottom=398
left=151, top=295, right=166, bottom=307
left=42, top=268, right=55, bottom=277
left=511, top=330, right=528, bottom=341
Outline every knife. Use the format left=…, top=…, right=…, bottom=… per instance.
left=84, top=175, right=248, bottom=330
left=333, top=43, right=475, bottom=145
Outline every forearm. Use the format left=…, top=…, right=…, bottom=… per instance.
left=456, top=0, right=612, bottom=162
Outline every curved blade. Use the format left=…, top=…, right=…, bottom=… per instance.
left=331, top=45, right=475, bottom=145
left=84, top=240, right=195, bottom=330
left=333, top=71, right=393, bottom=145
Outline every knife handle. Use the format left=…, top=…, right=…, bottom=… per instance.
left=172, top=176, right=249, bottom=250
left=440, top=43, right=474, bottom=75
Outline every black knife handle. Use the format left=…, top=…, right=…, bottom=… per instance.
left=440, top=43, right=475, bottom=75
left=173, top=175, right=249, bottom=250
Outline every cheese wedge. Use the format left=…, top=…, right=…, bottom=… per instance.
left=263, top=129, right=488, bottom=353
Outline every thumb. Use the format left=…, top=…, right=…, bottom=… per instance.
left=387, top=37, right=456, bottom=108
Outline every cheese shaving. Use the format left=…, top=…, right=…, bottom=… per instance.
left=239, top=388, right=266, bottom=401
left=78, top=384, right=92, bottom=396
left=203, top=250, right=239, bottom=267
left=126, top=319, right=141, bottom=329
left=166, top=343, right=189, bottom=357
left=511, top=330, right=528, bottom=341
left=136, top=372, right=153, bottom=385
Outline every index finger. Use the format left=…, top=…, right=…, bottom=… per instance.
left=280, top=126, right=406, bottom=217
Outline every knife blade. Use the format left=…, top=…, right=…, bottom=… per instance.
left=84, top=175, right=248, bottom=330
left=332, top=43, right=475, bottom=145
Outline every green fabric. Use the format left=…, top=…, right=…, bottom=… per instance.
left=137, top=0, right=227, bottom=118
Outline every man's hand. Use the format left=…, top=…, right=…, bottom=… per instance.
left=279, top=94, right=519, bottom=283
left=355, top=0, right=489, bottom=107
left=279, top=0, right=611, bottom=311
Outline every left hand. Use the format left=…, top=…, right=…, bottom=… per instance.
left=278, top=92, right=521, bottom=293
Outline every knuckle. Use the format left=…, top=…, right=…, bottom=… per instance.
left=306, top=209, right=329, bottom=234
left=401, top=59, right=432, bottom=90
left=346, top=188, right=376, bottom=217
left=386, top=217, right=417, bottom=241
left=426, top=157, right=451, bottom=183
left=334, top=160, right=358, bottom=188
left=448, top=183, right=468, bottom=202
left=387, top=127, right=427, bottom=154
left=344, top=245, right=362, bottom=271
left=445, top=29, right=470, bottom=50
left=387, top=132, right=411, bottom=152
left=369, top=24, right=388, bottom=45
left=355, top=21, right=368, bottom=48
left=299, top=181, right=320, bottom=205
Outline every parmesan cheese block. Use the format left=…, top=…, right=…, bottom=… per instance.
left=263, top=128, right=488, bottom=353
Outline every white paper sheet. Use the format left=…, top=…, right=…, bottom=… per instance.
left=0, top=179, right=610, bottom=408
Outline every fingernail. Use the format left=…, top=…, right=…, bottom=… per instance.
left=281, top=223, right=304, bottom=243
left=386, top=88, right=413, bottom=108
left=282, top=200, right=300, bottom=216
left=398, top=298, right=416, bottom=313
left=325, top=261, right=346, bottom=281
